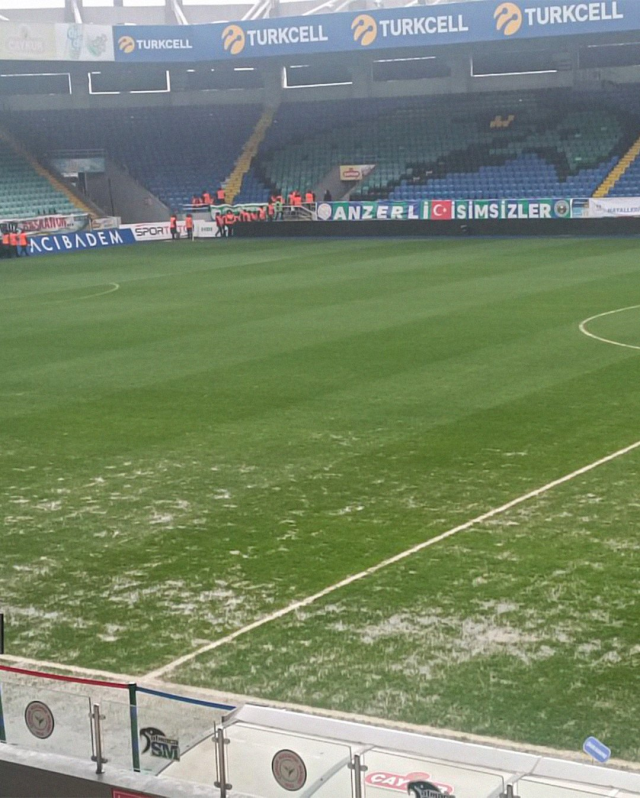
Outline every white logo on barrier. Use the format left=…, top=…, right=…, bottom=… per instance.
left=316, top=203, right=332, bottom=221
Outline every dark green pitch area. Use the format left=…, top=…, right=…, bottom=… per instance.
left=1, top=238, right=639, bottom=759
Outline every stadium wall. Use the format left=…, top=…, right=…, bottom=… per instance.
left=2, top=50, right=640, bottom=112
left=233, top=218, right=640, bottom=237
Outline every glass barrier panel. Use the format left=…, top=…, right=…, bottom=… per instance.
left=516, top=778, right=618, bottom=797
left=135, top=691, right=220, bottom=778
left=362, top=748, right=506, bottom=798
left=225, top=722, right=355, bottom=798
left=0, top=678, right=93, bottom=762
left=97, top=695, right=136, bottom=772
left=158, top=725, right=218, bottom=786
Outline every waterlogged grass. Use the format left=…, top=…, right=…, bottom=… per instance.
left=1, top=238, right=640, bottom=755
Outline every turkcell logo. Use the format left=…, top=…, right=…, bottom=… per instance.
left=223, top=22, right=329, bottom=55
left=583, top=736, right=611, bottom=763
left=495, top=1, right=623, bottom=37
left=118, top=35, right=193, bottom=53
left=29, top=228, right=135, bottom=256
left=352, top=12, right=469, bottom=46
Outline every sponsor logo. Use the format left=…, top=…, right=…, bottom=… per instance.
left=118, top=35, right=136, bottom=53
left=316, top=203, right=332, bottom=221
left=554, top=199, right=570, bottom=218
left=571, top=198, right=589, bottom=218
left=365, top=770, right=454, bottom=794
left=523, top=2, right=623, bottom=27
left=6, top=25, right=48, bottom=56
left=494, top=2, right=523, bottom=36
left=430, top=200, right=453, bottom=219
left=352, top=14, right=378, bottom=46
left=495, top=1, right=622, bottom=36
left=245, top=25, right=328, bottom=48
left=223, top=24, right=246, bottom=55
left=29, top=229, right=131, bottom=255
left=272, top=749, right=307, bottom=791
left=119, top=35, right=192, bottom=53
left=378, top=15, right=469, bottom=38
left=140, top=727, right=180, bottom=761
left=134, top=224, right=169, bottom=237
left=24, top=701, right=55, bottom=739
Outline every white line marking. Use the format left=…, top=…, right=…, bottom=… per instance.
left=145, top=437, right=640, bottom=680
left=579, top=304, right=640, bottom=351
left=73, top=282, right=120, bottom=300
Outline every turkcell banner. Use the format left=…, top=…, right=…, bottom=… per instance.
left=316, top=199, right=575, bottom=221
left=114, top=0, right=633, bottom=63
left=588, top=197, right=640, bottom=217
left=0, top=23, right=113, bottom=61
left=29, top=228, right=135, bottom=257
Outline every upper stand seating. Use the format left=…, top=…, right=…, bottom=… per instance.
left=238, top=91, right=632, bottom=202
left=5, top=106, right=263, bottom=211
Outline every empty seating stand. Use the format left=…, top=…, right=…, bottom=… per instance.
left=238, top=90, right=634, bottom=203
left=0, top=140, right=77, bottom=219
left=5, top=106, right=263, bottom=211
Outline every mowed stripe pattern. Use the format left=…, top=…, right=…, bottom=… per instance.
left=1, top=238, right=640, bottom=754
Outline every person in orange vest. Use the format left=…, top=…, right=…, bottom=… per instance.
left=224, top=210, right=236, bottom=237
left=287, top=190, right=296, bottom=206
left=185, top=213, right=194, bottom=240
left=169, top=213, right=179, bottom=240
left=216, top=188, right=226, bottom=205
left=202, top=190, right=212, bottom=206
left=259, top=206, right=267, bottom=222
left=18, top=229, right=28, bottom=257
left=9, top=230, right=18, bottom=257
left=305, top=190, right=315, bottom=207
left=215, top=212, right=226, bottom=238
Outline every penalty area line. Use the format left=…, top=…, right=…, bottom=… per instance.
left=145, top=436, right=640, bottom=681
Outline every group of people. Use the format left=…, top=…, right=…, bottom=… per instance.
left=169, top=213, right=194, bottom=240
left=191, top=188, right=226, bottom=207
left=1, top=227, right=29, bottom=258
left=215, top=205, right=269, bottom=237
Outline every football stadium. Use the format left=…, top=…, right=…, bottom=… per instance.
left=0, top=0, right=640, bottom=796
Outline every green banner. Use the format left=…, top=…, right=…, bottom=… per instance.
left=316, top=199, right=575, bottom=222
left=453, top=199, right=572, bottom=220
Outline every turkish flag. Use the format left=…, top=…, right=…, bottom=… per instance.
left=430, top=200, right=453, bottom=220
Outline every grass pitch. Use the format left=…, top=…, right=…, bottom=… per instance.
left=1, top=237, right=639, bottom=760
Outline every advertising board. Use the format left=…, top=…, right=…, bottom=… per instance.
left=114, top=1, right=633, bottom=63
left=316, top=198, right=576, bottom=221
left=28, top=228, right=135, bottom=256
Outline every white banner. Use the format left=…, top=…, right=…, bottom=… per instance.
left=122, top=222, right=187, bottom=241
left=0, top=213, right=90, bottom=235
left=0, top=24, right=113, bottom=61
left=55, top=24, right=114, bottom=62
left=588, top=197, right=640, bottom=218
left=91, top=216, right=120, bottom=231
left=194, top=221, right=219, bottom=239
left=339, top=164, right=376, bottom=181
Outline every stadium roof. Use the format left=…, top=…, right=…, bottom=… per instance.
left=0, top=0, right=483, bottom=26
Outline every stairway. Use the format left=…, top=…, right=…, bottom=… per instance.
left=224, top=107, right=276, bottom=204
left=593, top=133, right=640, bottom=198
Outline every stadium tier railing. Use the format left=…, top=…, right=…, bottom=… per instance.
left=1, top=664, right=640, bottom=797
